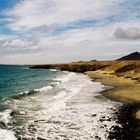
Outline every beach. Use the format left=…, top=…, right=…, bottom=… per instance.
left=0, top=66, right=125, bottom=139
left=0, top=63, right=140, bottom=139
left=0, top=0, right=140, bottom=139
left=85, top=70, right=140, bottom=119
left=84, top=70, right=140, bottom=139
left=31, top=60, right=140, bottom=120
left=30, top=60, right=140, bottom=139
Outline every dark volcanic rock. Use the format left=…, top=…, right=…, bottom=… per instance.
left=95, top=136, right=101, bottom=140
left=91, top=114, right=97, bottom=117
left=108, top=104, right=140, bottom=140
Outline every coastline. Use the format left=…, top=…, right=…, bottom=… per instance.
left=10, top=71, right=123, bottom=139
left=85, top=71, right=140, bottom=139
left=30, top=63, right=140, bottom=139
left=30, top=61, right=140, bottom=120
left=85, top=70, right=140, bottom=120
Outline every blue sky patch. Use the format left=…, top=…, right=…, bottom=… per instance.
left=0, top=0, right=20, bottom=11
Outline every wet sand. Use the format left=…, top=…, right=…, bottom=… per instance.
left=85, top=70, right=140, bottom=118
left=85, top=70, right=140, bottom=139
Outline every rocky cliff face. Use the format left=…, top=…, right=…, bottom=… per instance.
left=31, top=52, right=140, bottom=73
left=30, top=61, right=111, bottom=72
left=31, top=60, right=140, bottom=80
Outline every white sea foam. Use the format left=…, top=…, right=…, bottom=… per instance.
left=19, top=91, right=29, bottom=95
left=50, top=69, right=58, bottom=72
left=0, top=109, right=13, bottom=125
left=34, top=85, right=53, bottom=92
left=6, top=72, right=122, bottom=139
left=54, top=72, right=76, bottom=83
left=16, top=85, right=53, bottom=98
left=0, top=129, right=17, bottom=140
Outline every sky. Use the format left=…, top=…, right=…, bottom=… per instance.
left=0, top=0, right=140, bottom=64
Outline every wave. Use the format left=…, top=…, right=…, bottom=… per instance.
left=19, top=72, right=120, bottom=139
left=54, top=72, right=76, bottom=83
left=10, top=72, right=69, bottom=100
left=10, top=85, right=53, bottom=100
left=0, top=109, right=13, bottom=127
left=49, top=69, right=58, bottom=72
left=1, top=71, right=122, bottom=139
left=34, top=85, right=53, bottom=92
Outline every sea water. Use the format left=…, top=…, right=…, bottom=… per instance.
left=0, top=65, right=122, bottom=140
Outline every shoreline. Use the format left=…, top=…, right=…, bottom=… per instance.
left=30, top=60, right=140, bottom=137
left=85, top=71, right=140, bottom=139
left=11, top=71, right=123, bottom=139
left=85, top=70, right=140, bottom=120
left=30, top=60, right=140, bottom=119
left=30, top=64, right=140, bottom=138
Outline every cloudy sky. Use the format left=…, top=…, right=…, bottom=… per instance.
left=0, top=0, right=140, bottom=64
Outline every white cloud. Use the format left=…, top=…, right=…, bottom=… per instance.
left=0, top=36, right=40, bottom=53
left=1, top=0, right=140, bottom=64
left=6, top=0, right=124, bottom=31
left=1, top=23, right=140, bottom=64
left=114, top=27, right=140, bottom=40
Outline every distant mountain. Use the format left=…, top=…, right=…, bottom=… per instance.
left=117, top=52, right=140, bottom=60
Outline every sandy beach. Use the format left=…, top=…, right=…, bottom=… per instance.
left=31, top=60, right=140, bottom=120
left=85, top=70, right=140, bottom=120
left=31, top=60, right=140, bottom=139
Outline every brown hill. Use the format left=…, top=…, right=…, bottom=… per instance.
left=31, top=60, right=140, bottom=79
left=117, top=52, right=140, bottom=60
left=31, top=52, right=140, bottom=81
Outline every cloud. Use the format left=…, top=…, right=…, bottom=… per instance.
left=114, top=27, right=140, bottom=40
left=0, top=36, right=40, bottom=53
left=1, top=0, right=140, bottom=64
left=1, top=24, right=140, bottom=64
left=5, top=0, right=125, bottom=31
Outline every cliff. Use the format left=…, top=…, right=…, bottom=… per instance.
left=31, top=60, right=140, bottom=81
left=31, top=61, right=111, bottom=72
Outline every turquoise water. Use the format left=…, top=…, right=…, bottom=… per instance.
left=0, top=65, right=66, bottom=139
left=0, top=65, right=121, bottom=140
left=0, top=65, right=62, bottom=99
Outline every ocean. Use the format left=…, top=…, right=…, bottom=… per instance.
left=0, top=65, right=122, bottom=140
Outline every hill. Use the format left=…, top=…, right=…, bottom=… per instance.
left=31, top=52, right=140, bottom=80
left=117, top=52, right=140, bottom=60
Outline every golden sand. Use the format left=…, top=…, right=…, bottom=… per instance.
left=85, top=70, right=140, bottom=119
